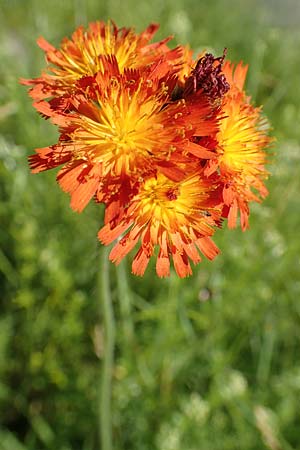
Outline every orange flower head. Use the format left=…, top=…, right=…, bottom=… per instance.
left=215, top=61, right=272, bottom=230
left=29, top=58, right=220, bottom=213
left=21, top=20, right=275, bottom=278
left=98, top=171, right=222, bottom=278
left=21, top=21, right=184, bottom=101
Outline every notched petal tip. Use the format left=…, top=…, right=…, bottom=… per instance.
left=132, top=248, right=151, bottom=276
left=156, top=251, right=170, bottom=278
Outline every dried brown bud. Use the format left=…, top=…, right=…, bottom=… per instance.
left=184, top=48, right=230, bottom=99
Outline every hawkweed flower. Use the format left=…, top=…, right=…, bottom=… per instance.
left=22, top=20, right=272, bottom=277
left=210, top=61, right=272, bottom=230
left=98, top=171, right=222, bottom=278
left=20, top=21, right=184, bottom=103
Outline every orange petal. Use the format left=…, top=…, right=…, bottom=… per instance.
left=109, top=234, right=139, bottom=265
left=98, top=220, right=132, bottom=245
left=172, top=249, right=192, bottom=278
left=233, top=61, right=248, bottom=91
left=156, top=162, right=185, bottom=182
left=57, top=163, right=101, bottom=212
left=185, top=141, right=215, bottom=159
left=227, top=200, right=238, bottom=229
left=37, top=36, right=56, bottom=52
left=183, top=242, right=202, bottom=264
left=239, top=203, right=249, bottom=231
left=132, top=248, right=151, bottom=276
left=28, top=145, right=71, bottom=173
left=223, top=184, right=235, bottom=205
left=196, top=236, right=220, bottom=260
left=156, top=250, right=170, bottom=278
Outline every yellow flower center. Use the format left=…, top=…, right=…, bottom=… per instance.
left=217, top=100, right=267, bottom=178
left=136, top=173, right=210, bottom=230
left=71, top=78, right=173, bottom=177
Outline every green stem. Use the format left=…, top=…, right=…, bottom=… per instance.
left=116, top=260, right=134, bottom=347
left=98, top=245, right=115, bottom=450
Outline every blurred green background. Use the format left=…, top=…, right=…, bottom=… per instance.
left=1, top=0, right=300, bottom=449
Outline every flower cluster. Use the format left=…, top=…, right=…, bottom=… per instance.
left=22, top=21, right=272, bottom=278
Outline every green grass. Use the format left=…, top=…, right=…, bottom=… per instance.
left=1, top=0, right=300, bottom=449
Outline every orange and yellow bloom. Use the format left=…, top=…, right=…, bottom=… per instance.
left=22, top=21, right=272, bottom=277
left=216, top=61, right=271, bottom=230
left=21, top=21, right=184, bottom=102
left=99, top=171, right=222, bottom=278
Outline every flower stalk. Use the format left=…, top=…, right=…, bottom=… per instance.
left=98, top=244, right=115, bottom=450
left=116, top=260, right=134, bottom=348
